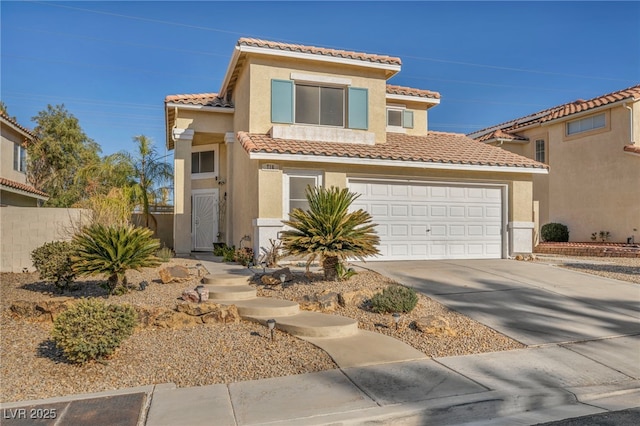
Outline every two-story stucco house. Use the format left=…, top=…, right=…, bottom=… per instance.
left=0, top=112, right=48, bottom=206
left=164, top=38, right=547, bottom=261
left=468, top=85, right=640, bottom=243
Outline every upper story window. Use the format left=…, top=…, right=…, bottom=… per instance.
left=566, top=113, right=605, bottom=136
left=272, top=79, right=368, bottom=130
left=386, top=107, right=414, bottom=132
left=535, top=139, right=546, bottom=163
left=295, top=85, right=344, bottom=127
left=191, top=145, right=218, bottom=179
left=13, top=144, right=27, bottom=173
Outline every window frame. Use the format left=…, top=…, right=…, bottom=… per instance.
left=386, top=106, right=413, bottom=132
left=282, top=170, right=323, bottom=218
left=566, top=112, right=606, bottom=136
left=294, top=83, right=345, bottom=127
left=535, top=139, right=546, bottom=163
left=13, top=144, right=27, bottom=173
left=191, top=144, right=219, bottom=180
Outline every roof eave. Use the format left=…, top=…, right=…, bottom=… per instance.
left=386, top=93, right=440, bottom=107
left=247, top=151, right=548, bottom=174
left=0, top=185, right=49, bottom=201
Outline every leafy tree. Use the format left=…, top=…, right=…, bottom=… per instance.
left=28, top=104, right=101, bottom=206
left=72, top=224, right=160, bottom=295
left=76, top=154, right=136, bottom=197
left=0, top=101, right=17, bottom=121
left=111, top=135, right=172, bottom=229
left=280, top=186, right=380, bottom=281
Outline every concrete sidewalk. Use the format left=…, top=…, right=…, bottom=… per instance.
left=2, top=258, right=638, bottom=425
left=2, top=335, right=638, bottom=425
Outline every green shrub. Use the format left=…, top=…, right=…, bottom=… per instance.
left=336, top=262, right=357, bottom=281
left=52, top=299, right=137, bottom=364
left=541, top=223, right=569, bottom=242
left=72, top=224, right=160, bottom=295
left=370, top=285, right=418, bottom=314
left=31, top=241, right=78, bottom=292
left=156, top=246, right=174, bottom=263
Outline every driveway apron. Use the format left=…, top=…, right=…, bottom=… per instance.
left=361, top=260, right=640, bottom=346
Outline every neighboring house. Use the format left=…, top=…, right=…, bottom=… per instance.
left=468, top=85, right=640, bottom=243
left=164, top=38, right=547, bottom=261
left=0, top=112, right=48, bottom=206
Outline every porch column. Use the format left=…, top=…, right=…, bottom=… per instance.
left=172, top=128, right=194, bottom=255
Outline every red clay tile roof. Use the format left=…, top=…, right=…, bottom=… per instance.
left=386, top=84, right=440, bottom=100
left=624, top=145, right=640, bottom=155
left=237, top=131, right=547, bottom=170
left=0, top=111, right=36, bottom=139
left=238, top=38, right=402, bottom=66
left=476, top=129, right=529, bottom=143
left=0, top=177, right=49, bottom=198
left=165, top=93, right=233, bottom=108
left=469, top=84, right=640, bottom=140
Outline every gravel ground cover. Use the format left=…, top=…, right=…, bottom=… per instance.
left=2, top=254, right=634, bottom=403
left=535, top=255, right=640, bottom=284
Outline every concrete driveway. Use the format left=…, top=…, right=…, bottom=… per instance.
left=361, top=259, right=640, bottom=346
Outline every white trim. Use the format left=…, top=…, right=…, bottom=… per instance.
left=386, top=93, right=440, bottom=105
left=238, top=44, right=401, bottom=74
left=191, top=144, right=219, bottom=180
left=282, top=170, right=323, bottom=218
left=249, top=152, right=549, bottom=174
left=172, top=128, right=194, bottom=141
left=224, top=132, right=236, bottom=144
left=290, top=72, right=351, bottom=86
left=166, top=103, right=235, bottom=113
left=253, top=218, right=283, bottom=227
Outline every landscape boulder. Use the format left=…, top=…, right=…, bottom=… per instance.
left=271, top=267, right=294, bottom=283
left=413, top=315, right=457, bottom=337
left=159, top=265, right=192, bottom=284
left=153, top=310, right=201, bottom=328
left=260, top=275, right=281, bottom=286
left=298, top=290, right=340, bottom=312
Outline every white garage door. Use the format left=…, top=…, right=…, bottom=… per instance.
left=349, top=180, right=504, bottom=260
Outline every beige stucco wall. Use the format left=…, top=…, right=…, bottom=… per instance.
left=244, top=55, right=390, bottom=143
left=175, top=110, right=233, bottom=135
left=228, top=141, right=259, bottom=247
left=0, top=207, right=89, bottom=272
left=496, top=102, right=639, bottom=242
left=0, top=190, right=39, bottom=207
left=258, top=168, right=283, bottom=218
left=1, top=126, right=29, bottom=184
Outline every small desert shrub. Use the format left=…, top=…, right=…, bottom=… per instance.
left=336, top=262, right=357, bottom=281
left=31, top=241, right=78, bottom=292
left=156, top=246, right=174, bottom=263
left=370, top=285, right=418, bottom=314
left=214, top=244, right=236, bottom=262
left=52, top=299, right=137, bottom=364
left=234, top=247, right=254, bottom=266
left=541, top=223, right=569, bottom=242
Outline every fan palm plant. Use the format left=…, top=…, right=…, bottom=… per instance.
left=281, top=186, right=380, bottom=281
left=72, top=224, right=160, bottom=294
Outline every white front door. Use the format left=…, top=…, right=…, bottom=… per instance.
left=192, top=189, right=218, bottom=251
left=348, top=180, right=504, bottom=260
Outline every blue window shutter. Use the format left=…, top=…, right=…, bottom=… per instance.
left=271, top=79, right=293, bottom=123
left=403, top=110, right=414, bottom=129
left=348, top=87, right=368, bottom=130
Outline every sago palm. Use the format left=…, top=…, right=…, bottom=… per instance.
left=281, top=186, right=380, bottom=281
left=72, top=224, right=160, bottom=294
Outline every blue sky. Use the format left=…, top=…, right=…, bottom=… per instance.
left=2, top=1, right=638, bottom=157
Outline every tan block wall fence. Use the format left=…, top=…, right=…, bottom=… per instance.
left=1, top=207, right=174, bottom=273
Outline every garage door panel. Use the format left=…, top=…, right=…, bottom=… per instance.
left=349, top=180, right=503, bottom=260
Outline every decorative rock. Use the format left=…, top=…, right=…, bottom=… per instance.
left=9, top=299, right=75, bottom=322
left=298, top=290, right=340, bottom=312
left=153, top=311, right=201, bottom=328
left=159, top=265, right=192, bottom=284
left=201, top=305, right=240, bottom=324
left=181, top=289, right=200, bottom=303
left=261, top=275, right=281, bottom=286
left=134, top=305, right=172, bottom=327
left=175, top=301, right=220, bottom=316
left=413, top=315, right=457, bottom=337
left=338, top=288, right=381, bottom=307
left=271, top=267, right=294, bottom=283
